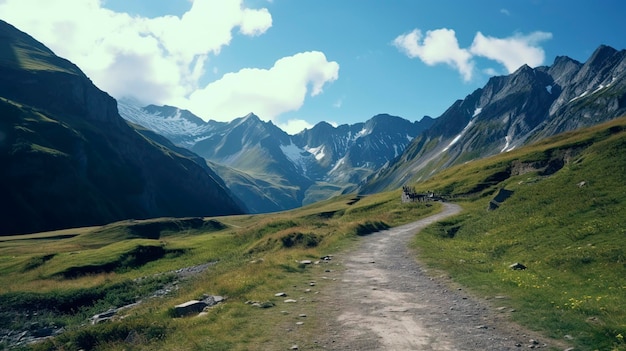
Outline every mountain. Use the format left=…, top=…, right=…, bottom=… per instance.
left=0, top=20, right=245, bottom=235
left=118, top=101, right=433, bottom=212
left=362, top=45, right=626, bottom=193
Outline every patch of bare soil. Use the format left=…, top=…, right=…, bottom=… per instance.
left=307, top=203, right=571, bottom=351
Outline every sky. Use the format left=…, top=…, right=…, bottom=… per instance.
left=1, top=0, right=625, bottom=134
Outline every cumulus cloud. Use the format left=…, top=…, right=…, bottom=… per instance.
left=393, top=28, right=474, bottom=81
left=278, top=119, right=314, bottom=135
left=470, top=31, right=553, bottom=73
left=179, top=51, right=339, bottom=122
left=394, top=27, right=552, bottom=80
left=0, top=0, right=272, bottom=104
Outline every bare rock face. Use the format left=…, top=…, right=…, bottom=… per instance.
left=362, top=44, right=626, bottom=194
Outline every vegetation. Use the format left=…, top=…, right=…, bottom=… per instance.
left=3, top=117, right=626, bottom=350
left=0, top=190, right=439, bottom=350
left=411, top=117, right=626, bottom=351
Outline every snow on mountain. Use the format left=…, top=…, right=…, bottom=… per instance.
left=280, top=142, right=311, bottom=172
left=118, top=99, right=216, bottom=147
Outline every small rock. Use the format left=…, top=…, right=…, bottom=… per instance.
left=510, top=262, right=527, bottom=270
left=296, top=322, right=304, bottom=325
left=173, top=300, right=207, bottom=317
left=299, top=314, right=307, bottom=318
left=275, top=292, right=287, bottom=297
left=290, top=345, right=299, bottom=350
left=284, top=299, right=297, bottom=303
left=300, top=260, right=312, bottom=265
left=259, top=301, right=275, bottom=308
left=475, top=325, right=488, bottom=329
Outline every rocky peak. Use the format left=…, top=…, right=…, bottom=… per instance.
left=142, top=105, right=208, bottom=126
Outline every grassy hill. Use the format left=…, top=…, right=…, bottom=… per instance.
left=0, top=189, right=439, bottom=350
left=411, top=116, right=626, bottom=351
left=1, top=117, right=625, bottom=350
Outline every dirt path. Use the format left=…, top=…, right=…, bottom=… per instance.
left=313, top=203, right=566, bottom=350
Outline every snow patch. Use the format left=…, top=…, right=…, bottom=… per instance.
left=355, top=127, right=371, bottom=139
left=500, top=135, right=514, bottom=153
left=591, top=84, right=607, bottom=95
left=472, top=107, right=482, bottom=117
left=442, top=120, right=474, bottom=152
left=305, top=145, right=326, bottom=161
left=329, top=155, right=347, bottom=174
left=280, top=142, right=308, bottom=170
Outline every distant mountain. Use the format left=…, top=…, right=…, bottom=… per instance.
left=118, top=101, right=433, bottom=212
left=362, top=44, right=626, bottom=193
left=0, top=20, right=245, bottom=235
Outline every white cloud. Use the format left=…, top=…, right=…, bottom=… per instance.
left=278, top=119, right=314, bottom=135
left=500, top=8, right=511, bottom=16
left=178, top=51, right=339, bottom=122
left=470, top=31, right=553, bottom=73
left=393, top=28, right=474, bottom=81
left=482, top=67, right=500, bottom=77
left=394, top=27, right=552, bottom=81
left=0, top=0, right=272, bottom=104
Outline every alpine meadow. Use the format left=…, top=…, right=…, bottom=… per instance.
left=1, top=2, right=626, bottom=350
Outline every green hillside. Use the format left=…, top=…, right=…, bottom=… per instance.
left=411, top=116, right=626, bottom=351
left=1, top=117, right=625, bottom=350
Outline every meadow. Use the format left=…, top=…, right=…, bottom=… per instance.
left=0, top=190, right=439, bottom=350
left=2, top=117, right=625, bottom=350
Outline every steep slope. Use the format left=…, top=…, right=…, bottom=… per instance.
left=118, top=101, right=433, bottom=212
left=0, top=20, right=244, bottom=235
left=363, top=45, right=626, bottom=193
left=293, top=114, right=434, bottom=185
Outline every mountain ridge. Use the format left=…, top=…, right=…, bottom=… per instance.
left=0, top=20, right=245, bottom=235
left=361, top=44, right=626, bottom=193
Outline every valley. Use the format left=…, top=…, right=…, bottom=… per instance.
left=1, top=117, right=625, bottom=350
left=1, top=15, right=626, bottom=351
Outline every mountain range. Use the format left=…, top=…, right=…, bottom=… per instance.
left=2, top=16, right=626, bottom=235
left=119, top=102, right=434, bottom=212
left=119, top=44, right=626, bottom=210
left=361, top=44, right=626, bottom=193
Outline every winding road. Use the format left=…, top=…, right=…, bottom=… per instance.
left=315, top=203, right=564, bottom=350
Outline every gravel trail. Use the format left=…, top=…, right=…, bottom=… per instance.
left=313, top=203, right=568, bottom=351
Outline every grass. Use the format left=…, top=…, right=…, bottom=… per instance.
left=4, top=117, right=626, bottom=350
left=411, top=117, right=626, bottom=351
left=0, top=190, right=440, bottom=350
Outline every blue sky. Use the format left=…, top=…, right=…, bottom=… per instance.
left=1, top=0, right=625, bottom=134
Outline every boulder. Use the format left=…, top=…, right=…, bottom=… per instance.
left=173, top=300, right=207, bottom=317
